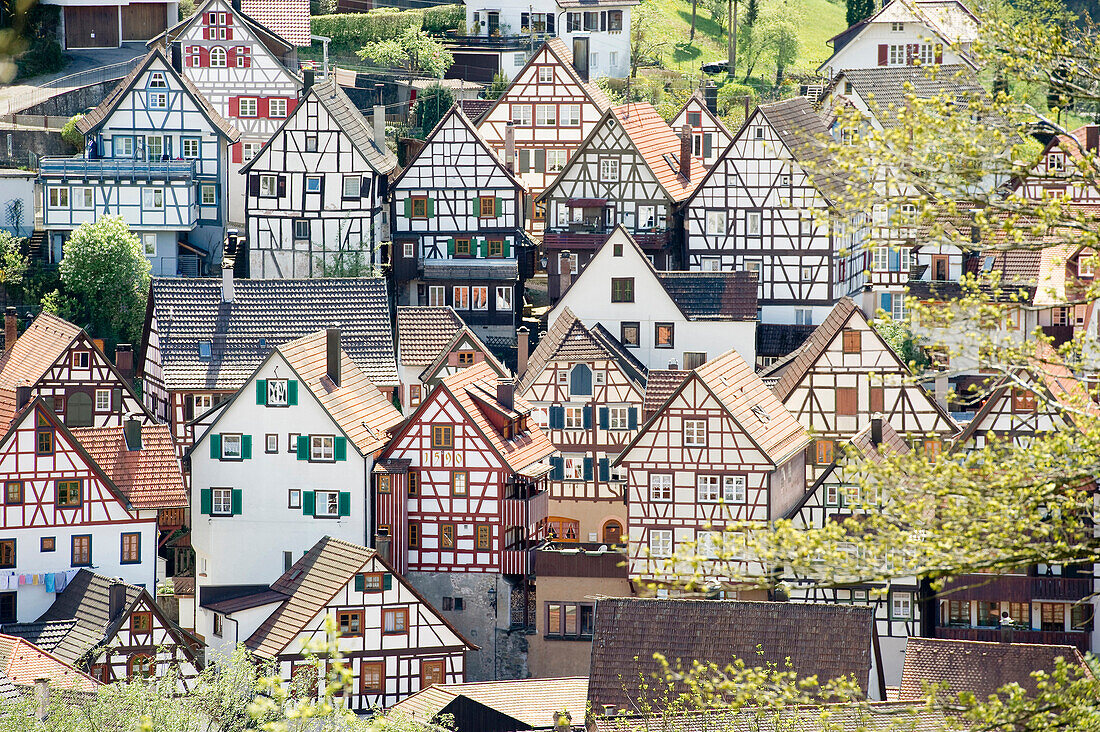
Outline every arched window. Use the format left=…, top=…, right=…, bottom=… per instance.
left=210, top=46, right=227, bottom=67
left=602, top=520, right=623, bottom=545
left=65, top=392, right=93, bottom=427
left=128, top=654, right=155, bottom=679
left=569, top=364, right=592, bottom=396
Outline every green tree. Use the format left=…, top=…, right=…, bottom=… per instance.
left=51, top=216, right=150, bottom=348
left=845, top=0, right=873, bottom=29
left=485, top=71, right=508, bottom=100
left=413, top=82, right=455, bottom=137
left=60, top=114, right=84, bottom=150
left=0, top=231, right=28, bottom=302
left=357, top=26, right=454, bottom=83
left=630, top=1, right=669, bottom=77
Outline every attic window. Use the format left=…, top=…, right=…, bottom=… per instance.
left=199, top=341, right=212, bottom=359
left=981, top=256, right=995, bottom=272
left=750, top=405, right=771, bottom=424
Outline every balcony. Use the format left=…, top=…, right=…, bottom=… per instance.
left=158, top=507, right=188, bottom=529
left=443, top=32, right=552, bottom=50
left=39, top=158, right=198, bottom=182
left=501, top=549, right=531, bottom=575
left=1042, top=324, right=1076, bottom=346
left=533, top=545, right=628, bottom=578
left=502, top=490, right=549, bottom=530
left=544, top=228, right=672, bottom=252
left=935, top=626, right=1090, bottom=653
left=938, top=574, right=1093, bottom=603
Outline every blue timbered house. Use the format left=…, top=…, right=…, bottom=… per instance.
left=38, top=47, right=239, bottom=276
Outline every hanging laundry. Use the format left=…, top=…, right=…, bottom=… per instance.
left=54, top=571, right=67, bottom=592
left=18, top=574, right=25, bottom=586
left=0, top=573, right=8, bottom=591
left=45, top=573, right=54, bottom=593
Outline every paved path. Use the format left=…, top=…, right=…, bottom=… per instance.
left=0, top=43, right=146, bottom=115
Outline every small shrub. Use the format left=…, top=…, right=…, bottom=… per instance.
left=421, top=4, right=463, bottom=35
left=61, top=114, right=84, bottom=150
left=310, top=9, right=423, bottom=47
left=179, top=0, right=197, bottom=20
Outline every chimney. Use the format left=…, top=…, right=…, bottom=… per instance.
left=935, top=373, right=949, bottom=411
left=559, top=250, right=573, bottom=293
left=374, top=533, right=392, bottom=564
left=743, top=95, right=751, bottom=121
left=870, top=415, right=882, bottom=446
left=375, top=83, right=384, bottom=106
left=704, top=82, right=718, bottom=114
left=373, top=104, right=386, bottom=153
left=4, top=306, right=16, bottom=352
left=516, top=326, right=530, bottom=377
left=115, top=344, right=134, bottom=379
left=680, top=123, right=692, bottom=179
left=668, top=358, right=679, bottom=370
left=221, top=258, right=234, bottom=303
left=108, top=582, right=128, bottom=620
left=505, top=122, right=516, bottom=173
left=124, top=418, right=142, bottom=451
left=496, top=377, right=514, bottom=411
left=326, top=327, right=341, bottom=388
left=34, top=678, right=48, bottom=723
left=92, top=338, right=105, bottom=354
left=1088, top=125, right=1100, bottom=153
left=302, top=68, right=315, bottom=97
left=170, top=43, right=182, bottom=72
left=15, top=386, right=30, bottom=410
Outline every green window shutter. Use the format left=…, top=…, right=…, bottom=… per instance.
left=495, top=197, right=503, bottom=216
left=599, top=457, right=610, bottom=482
left=288, top=380, right=298, bottom=405
left=241, top=435, right=252, bottom=459
left=629, top=408, right=639, bottom=430
left=354, top=573, right=364, bottom=592
left=334, top=436, right=347, bottom=461
left=471, top=196, right=479, bottom=216
left=200, top=488, right=212, bottom=515
left=426, top=198, right=434, bottom=217
left=583, top=456, right=593, bottom=481
left=477, top=239, right=487, bottom=258
left=403, top=198, right=411, bottom=217
left=447, top=238, right=455, bottom=256
left=598, top=407, right=609, bottom=429
left=297, top=435, right=309, bottom=460
left=209, top=434, right=221, bottom=460
left=302, top=490, right=315, bottom=516
left=503, top=240, right=511, bottom=258
left=231, top=488, right=242, bottom=516
left=256, top=379, right=266, bottom=404
left=338, top=491, right=351, bottom=516
left=383, top=572, right=392, bottom=590
left=518, top=149, right=530, bottom=173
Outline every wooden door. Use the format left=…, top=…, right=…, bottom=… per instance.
left=64, top=6, right=119, bottom=48
left=603, top=520, right=622, bottom=545
left=121, top=3, right=167, bottom=41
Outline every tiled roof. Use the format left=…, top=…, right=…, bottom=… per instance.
left=830, top=65, right=990, bottom=131
left=68, top=424, right=187, bottom=509
left=900, top=637, right=1090, bottom=701
left=518, top=310, right=646, bottom=394
left=146, top=277, right=399, bottom=391
left=0, top=621, right=74, bottom=654
left=588, top=598, right=873, bottom=712
left=396, top=307, right=465, bottom=366
left=392, top=676, right=589, bottom=727
left=544, top=38, right=612, bottom=111
left=642, top=369, right=688, bottom=418
left=694, top=349, right=809, bottom=465
left=441, top=361, right=557, bottom=473
left=756, top=323, right=816, bottom=360
left=612, top=103, right=706, bottom=202
left=458, top=98, right=494, bottom=123
left=278, top=330, right=404, bottom=456
left=654, top=271, right=758, bottom=320
left=203, top=589, right=287, bottom=614
left=158, top=0, right=295, bottom=53
left=768, top=298, right=860, bottom=400
left=590, top=323, right=648, bottom=385
left=417, top=326, right=510, bottom=385
left=0, top=312, right=80, bottom=426
left=757, top=96, right=851, bottom=204
left=595, top=703, right=952, bottom=732
left=0, top=635, right=98, bottom=692
left=847, top=420, right=911, bottom=463
left=239, top=0, right=310, bottom=46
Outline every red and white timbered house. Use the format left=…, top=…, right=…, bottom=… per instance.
left=669, top=91, right=732, bottom=169
left=616, top=349, right=809, bottom=586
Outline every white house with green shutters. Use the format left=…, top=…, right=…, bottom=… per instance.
left=188, top=328, right=403, bottom=623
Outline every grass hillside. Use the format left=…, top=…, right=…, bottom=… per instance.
left=643, top=0, right=847, bottom=76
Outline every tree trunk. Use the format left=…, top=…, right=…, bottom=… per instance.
left=690, top=0, right=697, bottom=40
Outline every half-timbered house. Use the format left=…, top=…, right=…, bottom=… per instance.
left=475, top=38, right=612, bottom=235
left=1015, top=125, right=1100, bottom=203
left=390, top=106, right=530, bottom=345
left=615, top=349, right=809, bottom=585
left=547, top=227, right=758, bottom=371
left=139, top=275, right=399, bottom=455
left=156, top=0, right=304, bottom=224
left=39, top=47, right=238, bottom=275
left=374, top=361, right=555, bottom=680
left=682, top=96, right=862, bottom=326
left=539, top=103, right=706, bottom=301
left=4, top=570, right=202, bottom=688
left=189, top=329, right=403, bottom=638
left=203, top=537, right=474, bottom=709
left=517, top=309, right=646, bottom=544
left=761, top=297, right=958, bottom=484
left=243, top=75, right=397, bottom=279
left=669, top=91, right=732, bottom=169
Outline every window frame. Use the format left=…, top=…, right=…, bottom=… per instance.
left=0, top=540, right=14, bottom=569
left=120, top=532, right=141, bottom=564
left=56, top=479, right=82, bottom=508
left=431, top=425, right=454, bottom=449
left=4, top=481, right=21, bottom=505
left=71, top=534, right=91, bottom=567
left=337, top=609, right=364, bottom=637
left=342, top=175, right=361, bottom=199
left=310, top=434, right=335, bottom=462
left=383, top=608, right=409, bottom=635
left=684, top=419, right=707, bottom=447
left=451, top=471, right=468, bottom=496
left=655, top=322, right=674, bottom=349
left=610, top=277, right=634, bottom=303
left=649, top=473, right=673, bottom=502
left=211, top=487, right=233, bottom=516
left=221, top=433, right=244, bottom=460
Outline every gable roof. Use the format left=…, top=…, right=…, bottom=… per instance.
left=612, top=102, right=706, bottom=202
left=246, top=537, right=476, bottom=658
left=672, top=91, right=733, bottom=138
left=155, top=0, right=296, bottom=57
left=392, top=676, right=589, bottom=728
left=756, top=97, right=851, bottom=204
left=240, top=75, right=396, bottom=175
left=418, top=326, right=510, bottom=385
left=76, top=47, right=238, bottom=140
left=68, top=424, right=187, bottom=509
left=588, top=598, right=874, bottom=712
left=518, top=308, right=646, bottom=394
left=756, top=323, right=817, bottom=361
left=900, top=637, right=1090, bottom=701
left=642, top=368, right=688, bottom=417
left=396, top=307, right=466, bottom=367
left=593, top=703, right=952, bottom=732
left=826, top=65, right=990, bottom=130
left=239, top=0, right=310, bottom=46
left=0, top=635, right=98, bottom=692
left=143, top=277, right=399, bottom=391
left=277, top=330, right=404, bottom=455
left=0, top=313, right=81, bottom=426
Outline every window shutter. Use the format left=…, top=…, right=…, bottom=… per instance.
left=210, top=434, right=221, bottom=459
left=550, top=455, right=564, bottom=480
left=628, top=407, right=638, bottom=430
left=870, top=386, right=884, bottom=413
left=228, top=47, right=237, bottom=67
left=503, top=240, right=511, bottom=257
left=935, top=43, right=943, bottom=63
left=599, top=457, right=609, bottom=482
left=447, top=238, right=455, bottom=256
left=878, top=44, right=888, bottom=65
left=338, top=491, right=351, bottom=517
left=288, top=380, right=298, bottom=405
left=297, top=435, right=309, bottom=460
left=200, top=488, right=212, bottom=515
left=360, top=176, right=371, bottom=198
left=277, top=176, right=287, bottom=197
left=426, top=198, right=434, bottom=217
left=889, top=248, right=900, bottom=271
left=519, top=149, right=530, bottom=173
left=549, top=405, right=564, bottom=429
left=231, top=488, right=242, bottom=515
left=302, top=490, right=315, bottom=516
left=184, top=395, right=194, bottom=421
left=534, top=149, right=546, bottom=173
left=256, top=379, right=266, bottom=404
left=334, top=436, right=347, bottom=461
left=383, top=573, right=393, bottom=590
left=583, top=405, right=592, bottom=428
left=248, top=172, right=259, bottom=196
left=202, top=24, right=210, bottom=40
left=495, top=197, right=503, bottom=216
left=598, top=406, right=609, bottom=429
left=225, top=18, right=233, bottom=39
left=229, top=97, right=239, bottom=118
left=703, top=133, right=712, bottom=158
left=880, top=293, right=892, bottom=312
left=199, top=46, right=209, bottom=66
left=241, top=435, right=252, bottom=459
left=354, top=573, right=364, bottom=592
left=583, top=456, right=593, bottom=480
left=403, top=198, right=411, bottom=217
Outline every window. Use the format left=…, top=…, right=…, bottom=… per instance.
left=545, top=602, right=595, bottom=638
left=1048, top=152, right=1065, bottom=172
left=337, top=610, right=363, bottom=637
left=212, top=488, right=233, bottom=516
left=697, top=475, right=721, bottom=502
left=265, top=434, right=279, bottom=453
left=611, top=277, right=634, bottom=302
left=815, top=439, right=835, bottom=465
left=142, top=188, right=164, bottom=210
left=70, top=187, right=93, bottom=209
left=188, top=45, right=201, bottom=66
left=238, top=97, right=257, bottom=117
left=638, top=205, right=656, bottom=230
left=266, top=379, right=289, bottom=406
left=422, top=660, right=445, bottom=687
left=536, top=104, right=556, bottom=126
left=650, top=529, right=673, bottom=557
left=291, top=663, right=318, bottom=698
left=259, top=175, right=277, bottom=197
left=562, top=104, right=580, bottom=126
left=746, top=211, right=762, bottom=235
left=451, top=471, right=468, bottom=496
left=121, top=532, right=141, bottom=563
left=655, top=323, right=674, bottom=348
left=0, top=540, right=13, bottom=569
left=477, top=525, right=491, bottom=549
left=456, top=351, right=475, bottom=366
left=470, top=287, right=488, bottom=311
left=706, top=210, right=727, bottom=235
left=478, top=196, right=496, bottom=218
left=836, top=387, right=858, bottom=416
left=314, top=490, right=340, bottom=517
left=131, top=611, right=152, bottom=632
left=538, top=66, right=553, bottom=83
left=0, top=593, right=14, bottom=624
left=453, top=286, right=469, bottom=310
left=891, top=21, right=903, bottom=30
left=305, top=136, right=318, bottom=153
left=408, top=521, right=420, bottom=547
left=358, top=573, right=383, bottom=592
left=294, top=220, right=309, bottom=240
left=698, top=531, right=721, bottom=559
left=724, top=475, right=746, bottom=502
left=440, top=524, right=455, bottom=548
left=213, top=613, right=223, bottom=637
left=488, top=240, right=503, bottom=257
left=891, top=592, right=913, bottom=619
left=201, top=185, right=216, bottom=205
left=236, top=45, right=251, bottom=67
left=621, top=322, right=640, bottom=347
left=600, top=158, right=619, bottom=182
left=683, top=352, right=707, bottom=369
left=36, top=428, right=53, bottom=455
left=563, top=455, right=584, bottom=481
left=608, top=9, right=623, bottom=30
left=148, top=91, right=167, bottom=109
left=383, top=608, right=408, bottom=634
left=128, top=655, right=155, bottom=679
left=360, top=662, right=384, bottom=693
left=1040, top=603, right=1065, bottom=632
left=1012, top=388, right=1037, bottom=413
left=512, top=104, right=532, bottom=126
left=288, top=489, right=301, bottom=508
left=311, top=435, right=335, bottom=461
left=269, top=98, right=287, bottom=118
left=684, top=419, right=706, bottom=446
left=872, top=246, right=889, bottom=271
left=454, top=238, right=472, bottom=256
left=242, top=142, right=261, bottom=161
left=56, top=480, right=81, bottom=507
left=608, top=406, right=629, bottom=430
left=432, top=425, right=453, bottom=449
left=116, top=136, right=134, bottom=157
left=210, top=46, right=227, bottom=66
left=4, top=482, right=20, bottom=505
left=222, top=434, right=243, bottom=459
left=71, top=535, right=91, bottom=566
left=842, top=330, right=862, bottom=353
left=547, top=149, right=568, bottom=172
left=48, top=187, right=69, bottom=208
left=496, top=286, right=512, bottom=312
left=146, top=135, right=163, bottom=160
left=339, top=176, right=361, bottom=200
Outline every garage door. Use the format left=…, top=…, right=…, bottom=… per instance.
left=448, top=52, right=498, bottom=83
left=121, top=2, right=167, bottom=41
left=64, top=6, right=119, bottom=49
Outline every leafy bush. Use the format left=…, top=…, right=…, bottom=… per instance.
left=311, top=9, right=423, bottom=47
left=485, top=72, right=508, bottom=100
left=13, top=4, right=64, bottom=80
left=179, top=0, right=196, bottom=20
left=61, top=114, right=84, bottom=150
left=421, top=4, right=463, bottom=34
left=413, top=83, right=455, bottom=137
left=716, top=81, right=757, bottom=115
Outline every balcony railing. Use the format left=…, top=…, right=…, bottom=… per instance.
left=443, top=32, right=552, bottom=49
left=502, top=491, right=549, bottom=530
left=935, top=626, right=1090, bottom=653
left=938, top=574, right=1093, bottom=603
left=544, top=228, right=671, bottom=251
left=501, top=549, right=531, bottom=575
left=39, top=158, right=198, bottom=181
left=534, top=546, right=628, bottom=578
left=158, top=507, right=188, bottom=529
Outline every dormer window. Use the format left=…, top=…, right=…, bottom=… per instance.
left=148, top=72, right=167, bottom=88
left=1048, top=152, right=1065, bottom=172
left=1079, top=252, right=1095, bottom=278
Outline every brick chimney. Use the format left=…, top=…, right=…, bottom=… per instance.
left=373, top=105, right=386, bottom=154
left=124, top=417, right=142, bottom=451
left=680, top=123, right=692, bottom=179
left=1087, top=125, right=1099, bottom=153
left=15, top=386, right=30, bottom=410
left=326, top=327, right=341, bottom=387
left=516, top=326, right=530, bottom=377
left=496, top=377, right=514, bottom=411
left=505, top=122, right=515, bottom=173
left=108, top=582, right=128, bottom=620
left=115, top=344, right=134, bottom=380
left=374, top=532, right=391, bottom=564
left=4, top=307, right=16, bottom=353
left=559, top=250, right=573, bottom=294
left=870, top=415, right=882, bottom=445
left=221, top=258, right=234, bottom=303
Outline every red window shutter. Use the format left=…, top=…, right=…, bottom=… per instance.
left=202, top=25, right=210, bottom=40
left=240, top=47, right=250, bottom=67
left=225, top=20, right=233, bottom=41
left=935, top=43, right=943, bottom=63
left=232, top=142, right=242, bottom=163
left=225, top=12, right=232, bottom=24
left=877, top=44, right=887, bottom=65
left=258, top=98, right=269, bottom=118
left=286, top=98, right=298, bottom=115
left=199, top=46, right=209, bottom=66
left=228, top=47, right=237, bottom=67
left=184, top=46, right=193, bottom=66
left=229, top=97, right=239, bottom=117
